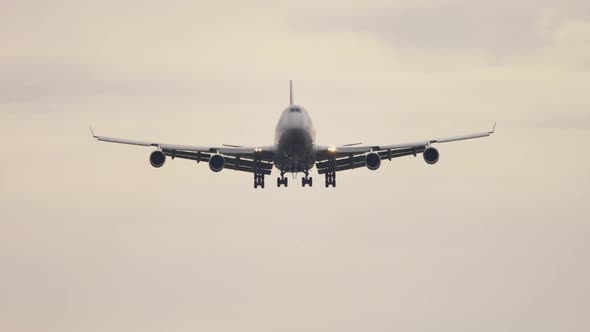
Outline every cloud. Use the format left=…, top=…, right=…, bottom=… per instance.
left=0, top=58, right=277, bottom=105
left=0, top=59, right=129, bottom=104
left=296, top=2, right=590, bottom=59
left=528, top=113, right=590, bottom=131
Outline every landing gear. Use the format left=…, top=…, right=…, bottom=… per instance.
left=302, top=170, right=312, bottom=187
left=324, top=158, right=336, bottom=188
left=254, top=172, right=265, bottom=188
left=302, top=177, right=313, bottom=187
left=277, top=172, right=288, bottom=187
left=253, top=158, right=266, bottom=189
left=325, top=170, right=336, bottom=188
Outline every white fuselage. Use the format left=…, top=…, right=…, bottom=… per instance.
left=273, top=105, right=316, bottom=172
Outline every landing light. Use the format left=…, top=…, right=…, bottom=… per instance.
left=254, top=148, right=262, bottom=152
left=328, top=147, right=337, bottom=153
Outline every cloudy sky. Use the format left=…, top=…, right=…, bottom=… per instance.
left=1, top=1, right=589, bottom=331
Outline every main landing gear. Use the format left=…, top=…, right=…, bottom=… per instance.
left=253, top=158, right=266, bottom=188
left=254, top=172, right=265, bottom=188
left=302, top=170, right=312, bottom=187
left=277, top=171, right=288, bottom=187
left=325, top=170, right=336, bottom=188
left=277, top=170, right=312, bottom=188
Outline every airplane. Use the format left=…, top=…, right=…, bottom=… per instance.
left=92, top=81, right=494, bottom=188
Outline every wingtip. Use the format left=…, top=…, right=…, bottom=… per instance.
left=491, top=122, right=496, bottom=134
left=90, top=126, right=96, bottom=138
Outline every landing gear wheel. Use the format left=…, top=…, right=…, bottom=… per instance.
left=254, top=172, right=265, bottom=189
left=277, top=176, right=288, bottom=187
left=302, top=176, right=313, bottom=187
left=301, top=169, right=313, bottom=187
left=324, top=171, right=336, bottom=188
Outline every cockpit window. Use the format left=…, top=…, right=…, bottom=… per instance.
left=289, top=107, right=301, bottom=113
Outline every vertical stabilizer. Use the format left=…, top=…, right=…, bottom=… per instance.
left=289, top=80, right=293, bottom=105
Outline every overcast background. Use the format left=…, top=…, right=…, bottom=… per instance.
left=1, top=1, right=589, bottom=331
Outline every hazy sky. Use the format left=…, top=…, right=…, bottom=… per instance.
left=1, top=1, right=589, bottom=331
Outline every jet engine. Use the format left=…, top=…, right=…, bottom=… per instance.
left=209, top=154, right=225, bottom=172
left=149, top=150, right=166, bottom=168
left=423, top=147, right=439, bottom=164
left=365, top=152, right=381, bottom=170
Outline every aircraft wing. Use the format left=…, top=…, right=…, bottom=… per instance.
left=92, top=130, right=276, bottom=174
left=314, top=124, right=495, bottom=174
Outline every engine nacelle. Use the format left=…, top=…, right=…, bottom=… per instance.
left=365, top=152, right=381, bottom=170
left=423, top=147, right=439, bottom=164
left=149, top=150, right=166, bottom=168
left=209, top=154, right=225, bottom=172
